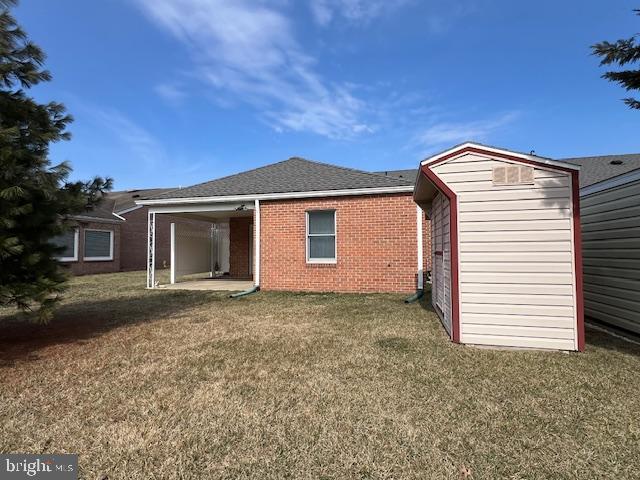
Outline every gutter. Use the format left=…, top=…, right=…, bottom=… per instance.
left=135, top=185, right=414, bottom=206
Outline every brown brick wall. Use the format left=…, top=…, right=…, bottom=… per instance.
left=63, top=221, right=121, bottom=276
left=229, top=216, right=252, bottom=279
left=259, top=193, right=430, bottom=294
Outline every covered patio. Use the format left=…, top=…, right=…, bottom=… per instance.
left=145, top=200, right=260, bottom=291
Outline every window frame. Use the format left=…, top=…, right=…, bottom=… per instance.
left=83, top=228, right=114, bottom=262
left=54, top=228, right=79, bottom=262
left=306, top=209, right=337, bottom=264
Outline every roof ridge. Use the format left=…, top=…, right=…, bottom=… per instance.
left=286, top=156, right=414, bottom=186
left=161, top=157, right=297, bottom=195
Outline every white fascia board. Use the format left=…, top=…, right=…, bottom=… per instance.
left=148, top=203, right=255, bottom=214
left=137, top=185, right=414, bottom=207
left=71, top=214, right=123, bottom=224
left=420, top=142, right=580, bottom=171
left=114, top=205, right=143, bottom=216
left=580, top=168, right=640, bottom=197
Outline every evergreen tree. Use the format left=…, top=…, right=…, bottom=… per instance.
left=592, top=9, right=640, bottom=109
left=0, top=0, right=112, bottom=320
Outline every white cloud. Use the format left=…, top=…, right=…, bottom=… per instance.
left=417, top=112, right=520, bottom=150
left=133, top=0, right=372, bottom=139
left=86, top=107, right=167, bottom=168
left=309, top=0, right=411, bottom=26
left=154, top=82, right=188, bottom=104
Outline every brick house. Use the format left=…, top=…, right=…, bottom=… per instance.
left=52, top=200, right=123, bottom=276
left=139, top=157, right=431, bottom=294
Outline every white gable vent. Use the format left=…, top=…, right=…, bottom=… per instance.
left=493, top=165, right=535, bottom=186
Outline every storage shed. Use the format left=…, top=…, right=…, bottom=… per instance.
left=414, top=143, right=584, bottom=351
left=564, top=154, right=640, bottom=334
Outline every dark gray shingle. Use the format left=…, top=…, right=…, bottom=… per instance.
left=563, top=154, right=640, bottom=188
left=146, top=157, right=414, bottom=200
left=374, top=169, right=418, bottom=182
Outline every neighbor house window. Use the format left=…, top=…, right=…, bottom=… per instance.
left=306, top=210, right=336, bottom=263
left=84, top=229, right=114, bottom=261
left=52, top=229, right=79, bottom=262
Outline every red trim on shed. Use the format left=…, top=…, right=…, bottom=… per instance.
left=425, top=145, right=578, bottom=174
left=419, top=143, right=584, bottom=351
left=572, top=170, right=585, bottom=351
left=420, top=164, right=460, bottom=343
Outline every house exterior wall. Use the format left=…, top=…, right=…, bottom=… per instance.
left=62, top=221, right=121, bottom=275
left=432, top=153, right=578, bottom=350
left=581, top=178, right=640, bottom=334
left=230, top=216, right=253, bottom=278
left=259, top=193, right=429, bottom=293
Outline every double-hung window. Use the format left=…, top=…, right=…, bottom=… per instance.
left=52, top=229, right=79, bottom=262
left=306, top=210, right=336, bottom=263
left=84, top=229, right=114, bottom=261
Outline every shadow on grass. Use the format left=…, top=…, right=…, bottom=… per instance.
left=0, top=290, right=222, bottom=366
left=585, top=324, right=640, bottom=357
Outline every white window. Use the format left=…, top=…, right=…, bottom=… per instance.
left=83, top=229, right=114, bottom=261
left=306, top=210, right=336, bottom=263
left=52, top=229, right=79, bottom=262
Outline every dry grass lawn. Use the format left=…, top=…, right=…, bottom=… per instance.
left=1, top=271, right=639, bottom=479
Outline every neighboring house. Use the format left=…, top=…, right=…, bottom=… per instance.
left=52, top=198, right=123, bottom=275
left=414, top=143, right=584, bottom=351
left=53, top=187, right=222, bottom=275
left=564, top=154, right=640, bottom=335
left=139, top=157, right=431, bottom=293
left=108, top=188, right=179, bottom=271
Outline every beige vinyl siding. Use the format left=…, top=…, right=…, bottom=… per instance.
left=581, top=179, right=640, bottom=334
left=433, top=153, right=577, bottom=350
left=431, top=193, right=452, bottom=334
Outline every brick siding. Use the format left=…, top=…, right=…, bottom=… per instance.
left=62, top=221, right=121, bottom=275
left=259, top=193, right=431, bottom=294
left=229, top=216, right=252, bottom=278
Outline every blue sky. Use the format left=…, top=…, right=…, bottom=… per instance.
left=14, top=0, right=640, bottom=190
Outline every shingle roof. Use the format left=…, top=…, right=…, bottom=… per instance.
left=563, top=154, right=640, bottom=188
left=146, top=157, right=414, bottom=200
left=72, top=196, right=122, bottom=222
left=108, top=188, right=177, bottom=212
left=374, top=169, right=418, bottom=183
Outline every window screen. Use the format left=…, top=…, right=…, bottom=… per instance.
left=84, top=230, right=112, bottom=259
left=52, top=230, right=77, bottom=260
left=307, top=210, right=336, bottom=261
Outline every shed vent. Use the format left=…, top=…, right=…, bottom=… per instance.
left=493, top=165, right=535, bottom=185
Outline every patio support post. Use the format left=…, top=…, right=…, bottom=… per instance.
left=147, top=211, right=156, bottom=288
left=254, top=199, right=260, bottom=287
left=416, top=204, right=424, bottom=290
left=170, top=222, right=176, bottom=285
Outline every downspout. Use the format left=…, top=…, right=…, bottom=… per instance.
left=229, top=285, right=260, bottom=298
left=404, top=289, right=423, bottom=303
left=405, top=204, right=424, bottom=303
